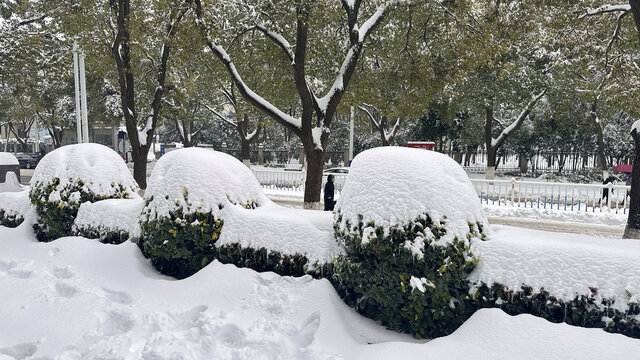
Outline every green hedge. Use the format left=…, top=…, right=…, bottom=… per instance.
left=138, top=197, right=319, bottom=279
left=72, top=225, right=131, bottom=245
left=29, top=178, right=132, bottom=242
left=473, top=282, right=640, bottom=339
left=0, top=209, right=23, bottom=228
left=330, top=211, right=484, bottom=338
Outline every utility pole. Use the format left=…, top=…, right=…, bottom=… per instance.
left=73, top=42, right=82, bottom=144
left=79, top=50, right=89, bottom=143
left=349, top=106, right=354, bottom=164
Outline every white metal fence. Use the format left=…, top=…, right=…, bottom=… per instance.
left=252, top=168, right=630, bottom=214
left=471, top=179, right=630, bottom=214
left=252, top=168, right=348, bottom=195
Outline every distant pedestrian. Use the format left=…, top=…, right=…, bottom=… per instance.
left=324, top=175, right=335, bottom=211
left=602, top=175, right=615, bottom=204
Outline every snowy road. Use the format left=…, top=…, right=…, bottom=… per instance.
left=270, top=199, right=626, bottom=237
left=488, top=217, right=624, bottom=238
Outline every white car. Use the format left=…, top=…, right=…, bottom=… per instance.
left=323, top=167, right=349, bottom=176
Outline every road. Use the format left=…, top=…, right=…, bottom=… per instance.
left=20, top=169, right=34, bottom=185
left=12, top=175, right=624, bottom=238
left=270, top=199, right=624, bottom=238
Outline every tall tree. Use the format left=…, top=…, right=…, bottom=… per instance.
left=443, top=1, right=552, bottom=179
left=108, top=0, right=191, bottom=189
left=578, top=1, right=640, bottom=238
left=193, top=0, right=409, bottom=208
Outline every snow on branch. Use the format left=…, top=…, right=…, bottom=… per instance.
left=204, top=104, right=238, bottom=128
left=318, top=1, right=402, bottom=114
left=206, top=44, right=302, bottom=130
left=579, top=4, right=631, bottom=19
left=253, top=25, right=295, bottom=64
left=385, top=117, right=401, bottom=142
left=358, top=3, right=389, bottom=43
left=492, top=89, right=547, bottom=148
left=358, top=104, right=381, bottom=129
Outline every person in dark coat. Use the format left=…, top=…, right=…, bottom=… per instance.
left=602, top=175, right=615, bottom=204
left=324, top=175, right=335, bottom=211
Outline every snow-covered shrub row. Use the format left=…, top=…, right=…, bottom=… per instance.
left=330, top=147, right=488, bottom=338
left=472, top=283, right=640, bottom=338
left=29, top=144, right=139, bottom=242
left=72, top=198, right=144, bottom=244
left=469, top=230, right=640, bottom=338
left=138, top=148, right=341, bottom=279
left=0, top=190, right=32, bottom=227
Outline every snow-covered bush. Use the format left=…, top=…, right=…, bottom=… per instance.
left=472, top=283, right=640, bottom=338
left=72, top=198, right=144, bottom=244
left=469, top=232, right=640, bottom=338
left=139, top=148, right=341, bottom=279
left=0, top=190, right=32, bottom=227
left=29, top=144, right=139, bottom=242
left=330, top=147, right=488, bottom=338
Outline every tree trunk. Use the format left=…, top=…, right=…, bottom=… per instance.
left=240, top=139, right=251, bottom=167
left=132, top=145, right=149, bottom=190
left=303, top=141, right=325, bottom=209
left=379, top=116, right=389, bottom=146
left=624, top=130, right=640, bottom=238
left=519, top=155, right=528, bottom=173
left=590, top=100, right=607, bottom=174
left=485, top=105, right=496, bottom=179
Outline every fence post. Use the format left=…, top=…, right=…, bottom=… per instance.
left=607, top=182, right=613, bottom=211
left=258, top=143, right=264, bottom=165
left=511, top=178, right=515, bottom=205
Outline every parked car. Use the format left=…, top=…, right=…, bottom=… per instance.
left=323, top=167, right=349, bottom=176
left=15, top=153, right=39, bottom=169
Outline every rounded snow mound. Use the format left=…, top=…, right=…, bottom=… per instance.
left=30, top=143, right=138, bottom=197
left=335, top=146, right=488, bottom=245
left=0, top=152, right=19, bottom=165
left=144, top=148, right=267, bottom=219
left=74, top=198, right=145, bottom=241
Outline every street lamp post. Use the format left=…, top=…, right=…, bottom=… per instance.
left=73, top=41, right=90, bottom=144
left=72, top=42, right=82, bottom=144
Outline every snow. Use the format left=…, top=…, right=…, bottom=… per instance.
left=217, top=203, right=344, bottom=265
left=0, top=189, right=33, bottom=220
left=311, top=126, right=327, bottom=150
left=144, top=147, right=341, bottom=264
left=143, top=147, right=267, bottom=220
left=137, top=114, right=154, bottom=146
left=0, top=152, right=19, bottom=165
left=580, top=4, right=631, bottom=18
left=409, top=276, right=434, bottom=293
left=482, top=204, right=627, bottom=228
left=73, top=198, right=144, bottom=239
left=29, top=143, right=138, bottom=200
left=631, top=119, right=640, bottom=135
left=335, top=147, right=489, bottom=246
left=0, top=171, right=24, bottom=193
left=317, top=48, right=352, bottom=112
left=358, top=5, right=388, bottom=43
left=211, top=45, right=302, bottom=129
left=470, top=225, right=640, bottom=312
left=1, top=221, right=639, bottom=359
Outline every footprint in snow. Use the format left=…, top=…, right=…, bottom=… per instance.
left=54, top=282, right=79, bottom=298
left=98, top=310, right=135, bottom=336
left=102, top=288, right=133, bottom=305
left=50, top=265, right=74, bottom=280
left=0, top=259, right=33, bottom=279
left=214, top=324, right=246, bottom=349
left=0, top=343, right=38, bottom=360
left=290, top=312, right=321, bottom=348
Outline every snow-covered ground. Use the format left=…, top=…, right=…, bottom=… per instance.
left=1, top=220, right=639, bottom=359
